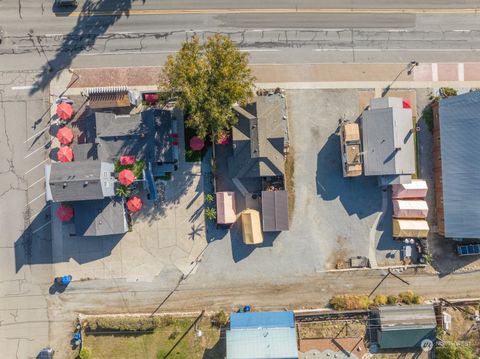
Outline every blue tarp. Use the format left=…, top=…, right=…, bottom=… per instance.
left=230, top=311, right=295, bottom=330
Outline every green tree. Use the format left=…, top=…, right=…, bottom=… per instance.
left=116, top=185, right=132, bottom=198
left=161, top=34, right=255, bottom=141
left=436, top=341, right=475, bottom=359
left=205, top=207, right=217, bottom=221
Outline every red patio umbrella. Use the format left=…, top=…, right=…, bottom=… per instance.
left=56, top=102, right=74, bottom=121
left=127, top=196, right=143, bottom=212
left=56, top=127, right=74, bottom=145
left=120, top=155, right=136, bottom=165
left=118, top=169, right=136, bottom=186
left=189, top=136, right=205, bottom=151
left=143, top=93, right=159, bottom=104
left=57, top=146, right=74, bottom=162
left=402, top=99, right=412, bottom=109
left=216, top=130, right=230, bottom=145
left=56, top=205, right=74, bottom=222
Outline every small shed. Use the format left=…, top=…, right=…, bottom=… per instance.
left=375, top=305, right=436, bottom=350
left=241, top=209, right=264, bottom=245
left=393, top=219, right=429, bottom=238
left=216, top=192, right=236, bottom=225
left=392, top=179, right=428, bottom=199
left=261, top=190, right=289, bottom=232
left=393, top=200, right=429, bottom=219
left=227, top=311, right=298, bottom=359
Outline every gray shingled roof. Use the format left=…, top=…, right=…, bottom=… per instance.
left=438, top=91, right=480, bottom=238
left=47, top=161, right=115, bottom=202
left=228, top=95, right=287, bottom=179
left=362, top=100, right=415, bottom=177
left=74, top=198, right=128, bottom=236
left=95, top=111, right=156, bottom=163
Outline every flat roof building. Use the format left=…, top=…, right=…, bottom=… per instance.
left=227, top=311, right=298, bottom=359
left=73, top=198, right=128, bottom=236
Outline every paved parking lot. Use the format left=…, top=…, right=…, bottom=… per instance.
left=0, top=72, right=53, bottom=359
left=190, top=89, right=389, bottom=289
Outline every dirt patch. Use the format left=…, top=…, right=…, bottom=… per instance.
left=299, top=320, right=367, bottom=339
left=326, top=236, right=352, bottom=269
left=440, top=307, right=480, bottom=355
left=285, top=148, right=295, bottom=222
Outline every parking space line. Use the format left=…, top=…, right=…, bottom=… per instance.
left=25, top=192, right=45, bottom=206
left=30, top=205, right=50, bottom=219
left=24, top=145, right=46, bottom=159
left=32, top=221, right=51, bottom=234
left=11, top=85, right=39, bottom=90
left=27, top=177, right=45, bottom=189
left=24, top=159, right=48, bottom=175
left=24, top=127, right=49, bottom=143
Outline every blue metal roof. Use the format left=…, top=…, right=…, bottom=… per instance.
left=438, top=91, right=480, bottom=238
left=230, top=311, right=295, bottom=329
left=226, top=327, right=298, bottom=359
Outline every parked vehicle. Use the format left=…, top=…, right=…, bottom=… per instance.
left=38, top=348, right=55, bottom=359
left=339, top=120, right=362, bottom=177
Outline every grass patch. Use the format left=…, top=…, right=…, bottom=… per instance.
left=184, top=125, right=208, bottom=162
left=412, top=115, right=419, bottom=179
left=84, top=316, right=224, bottom=359
left=285, top=149, right=295, bottom=221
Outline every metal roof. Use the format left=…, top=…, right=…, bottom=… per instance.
left=227, top=327, right=298, bottom=359
left=73, top=198, right=128, bottom=236
left=230, top=311, right=295, bottom=329
left=46, top=161, right=115, bottom=202
left=376, top=305, right=436, bottom=349
left=261, top=191, right=289, bottom=232
left=438, top=91, right=480, bottom=238
left=361, top=98, right=415, bottom=177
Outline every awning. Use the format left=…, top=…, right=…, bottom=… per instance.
left=241, top=209, right=264, bottom=245
left=216, top=192, right=236, bottom=224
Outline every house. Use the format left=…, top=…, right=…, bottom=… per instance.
left=226, top=311, right=298, bottom=359
left=45, top=160, right=115, bottom=202
left=227, top=94, right=290, bottom=232
left=228, top=94, right=288, bottom=188
left=433, top=91, right=480, bottom=239
left=45, top=160, right=128, bottom=237
left=73, top=198, right=128, bottom=236
left=361, top=97, right=415, bottom=186
left=374, top=305, right=436, bottom=350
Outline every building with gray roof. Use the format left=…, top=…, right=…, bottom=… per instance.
left=73, top=198, right=128, bottom=236
left=374, top=305, right=436, bottom=350
left=361, top=97, right=415, bottom=185
left=433, top=91, right=480, bottom=239
left=45, top=160, right=115, bottom=202
left=228, top=94, right=288, bottom=181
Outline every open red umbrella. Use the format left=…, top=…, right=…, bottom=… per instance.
left=56, top=102, right=74, bottom=120
left=118, top=169, right=136, bottom=186
left=189, top=136, right=204, bottom=151
left=127, top=196, right=143, bottom=212
left=402, top=99, right=412, bottom=109
left=120, top=155, right=136, bottom=165
left=57, top=146, right=74, bottom=162
left=56, top=127, right=74, bottom=145
left=56, top=205, right=74, bottom=222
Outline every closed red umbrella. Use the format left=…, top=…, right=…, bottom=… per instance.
left=189, top=136, right=204, bottom=151
left=57, top=146, right=74, bottom=162
left=56, top=102, right=74, bottom=120
left=56, top=205, right=74, bottom=222
left=56, top=127, right=74, bottom=145
left=120, top=155, right=136, bottom=165
left=127, top=196, right=143, bottom=212
left=118, top=169, right=136, bottom=186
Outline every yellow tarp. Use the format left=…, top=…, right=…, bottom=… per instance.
left=241, top=209, right=264, bottom=245
left=393, top=219, right=429, bottom=238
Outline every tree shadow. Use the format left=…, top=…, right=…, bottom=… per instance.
left=30, top=0, right=147, bottom=96
left=316, top=133, right=382, bottom=219
left=202, top=328, right=226, bottom=359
